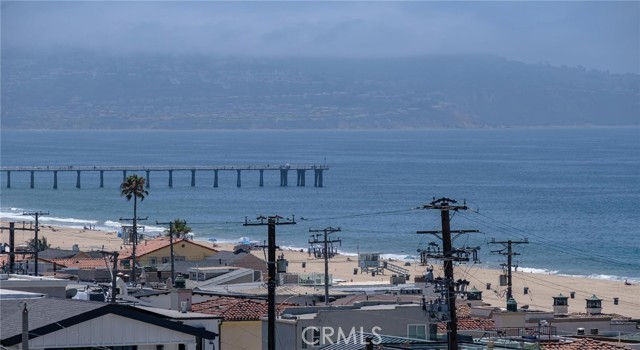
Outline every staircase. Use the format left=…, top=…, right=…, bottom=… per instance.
left=384, top=262, right=409, bottom=276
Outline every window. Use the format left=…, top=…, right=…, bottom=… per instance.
left=150, top=257, right=157, bottom=265
left=408, top=324, right=427, bottom=340
left=175, top=256, right=186, bottom=261
left=162, top=257, right=169, bottom=264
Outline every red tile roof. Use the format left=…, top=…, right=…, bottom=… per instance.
left=192, top=296, right=292, bottom=321
left=48, top=258, right=109, bottom=270
left=437, top=304, right=495, bottom=333
left=541, top=338, right=630, bottom=350
left=119, top=238, right=217, bottom=259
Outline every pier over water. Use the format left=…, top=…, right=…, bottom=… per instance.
left=0, top=164, right=328, bottom=189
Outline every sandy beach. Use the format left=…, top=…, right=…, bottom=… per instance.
left=2, top=221, right=639, bottom=318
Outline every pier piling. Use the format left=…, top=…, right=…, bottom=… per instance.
left=76, top=170, right=81, bottom=189
left=280, top=169, right=289, bottom=187
left=53, top=171, right=58, bottom=189
left=6, top=171, right=10, bottom=188
left=314, top=169, right=324, bottom=187
left=237, top=170, right=242, bottom=188
left=145, top=170, right=151, bottom=188
left=168, top=170, right=173, bottom=188
left=214, top=170, right=219, bottom=188
left=259, top=170, right=264, bottom=187
left=30, top=171, right=35, bottom=189
left=296, top=169, right=306, bottom=186
left=100, top=171, right=104, bottom=188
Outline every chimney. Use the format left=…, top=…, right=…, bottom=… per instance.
left=466, top=286, right=483, bottom=307
left=585, top=294, right=602, bottom=315
left=170, top=275, right=192, bottom=312
left=506, top=297, right=518, bottom=312
left=553, top=293, right=569, bottom=315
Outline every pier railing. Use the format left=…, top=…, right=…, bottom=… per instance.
left=0, top=164, right=328, bottom=189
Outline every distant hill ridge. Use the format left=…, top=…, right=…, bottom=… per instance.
left=2, top=52, right=638, bottom=129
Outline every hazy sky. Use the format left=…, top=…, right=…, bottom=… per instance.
left=2, top=1, right=639, bottom=74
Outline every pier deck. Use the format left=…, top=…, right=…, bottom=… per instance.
left=0, top=164, right=328, bottom=189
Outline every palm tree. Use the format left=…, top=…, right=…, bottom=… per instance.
left=120, top=174, right=148, bottom=284
left=28, top=235, right=50, bottom=252
left=167, top=219, right=192, bottom=240
left=165, top=218, right=192, bottom=282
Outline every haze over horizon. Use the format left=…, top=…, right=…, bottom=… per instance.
left=3, top=1, right=639, bottom=75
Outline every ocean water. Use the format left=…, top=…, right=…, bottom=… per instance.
left=1, top=128, right=639, bottom=282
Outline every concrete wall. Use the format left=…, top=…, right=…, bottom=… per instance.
left=78, top=268, right=112, bottom=282
left=138, top=292, right=214, bottom=310
left=221, top=321, right=262, bottom=350
left=541, top=317, right=637, bottom=335
left=0, top=276, right=68, bottom=298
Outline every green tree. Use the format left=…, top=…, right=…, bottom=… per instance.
left=167, top=219, right=192, bottom=240
left=28, top=235, right=50, bottom=252
left=120, top=174, right=148, bottom=284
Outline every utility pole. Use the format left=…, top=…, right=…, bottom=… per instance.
left=22, top=211, right=49, bottom=276
left=308, top=227, right=341, bottom=305
left=0, top=223, right=38, bottom=274
left=156, top=220, right=177, bottom=283
left=100, top=250, right=120, bottom=303
left=119, top=216, right=148, bottom=284
left=22, top=302, right=29, bottom=350
left=489, top=238, right=528, bottom=301
left=244, top=215, right=296, bottom=350
left=417, top=197, right=478, bottom=350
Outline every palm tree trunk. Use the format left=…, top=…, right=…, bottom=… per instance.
left=132, top=195, right=137, bottom=284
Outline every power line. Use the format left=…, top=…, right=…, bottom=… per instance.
left=0, top=223, right=37, bottom=274
left=22, top=211, right=48, bottom=276
left=416, top=197, right=479, bottom=350
left=308, top=227, right=341, bottom=305
left=156, top=220, right=177, bottom=283
left=119, top=216, right=147, bottom=285
left=460, top=211, right=639, bottom=268
left=489, top=238, right=529, bottom=304
left=243, top=215, right=296, bottom=350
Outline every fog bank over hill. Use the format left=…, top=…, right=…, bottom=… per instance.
left=2, top=52, right=638, bottom=130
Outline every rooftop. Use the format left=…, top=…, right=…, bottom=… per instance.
left=48, top=257, right=110, bottom=270
left=192, top=296, right=291, bottom=321
left=541, top=338, right=630, bottom=350
left=0, top=296, right=217, bottom=346
left=0, top=288, right=45, bottom=300
left=0, top=296, right=106, bottom=341
left=438, top=305, right=496, bottom=332
left=119, top=238, right=217, bottom=259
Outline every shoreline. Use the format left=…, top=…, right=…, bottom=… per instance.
left=1, top=217, right=639, bottom=284
left=2, top=221, right=639, bottom=319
